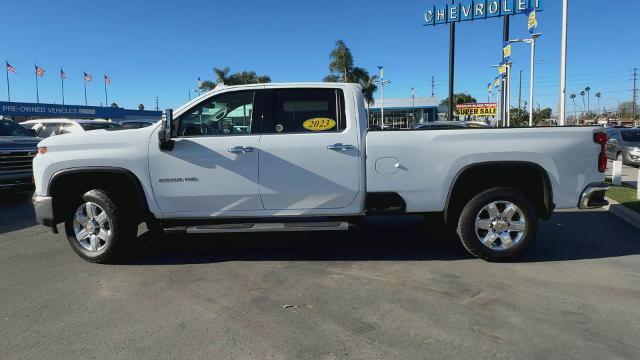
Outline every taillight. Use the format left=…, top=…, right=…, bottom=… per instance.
left=594, top=132, right=607, bottom=173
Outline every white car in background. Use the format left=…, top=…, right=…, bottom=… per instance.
left=21, top=119, right=121, bottom=138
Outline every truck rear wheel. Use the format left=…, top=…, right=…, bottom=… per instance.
left=456, top=187, right=538, bottom=261
left=64, top=189, right=135, bottom=263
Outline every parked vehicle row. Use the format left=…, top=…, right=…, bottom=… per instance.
left=31, top=83, right=609, bottom=263
left=0, top=119, right=40, bottom=191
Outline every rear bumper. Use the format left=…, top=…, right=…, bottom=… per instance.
left=578, top=183, right=610, bottom=209
left=32, top=194, right=55, bottom=227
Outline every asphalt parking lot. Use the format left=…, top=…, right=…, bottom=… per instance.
left=1, top=192, right=639, bottom=359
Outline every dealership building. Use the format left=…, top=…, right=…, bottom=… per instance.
left=368, top=97, right=443, bottom=128
left=0, top=101, right=162, bottom=123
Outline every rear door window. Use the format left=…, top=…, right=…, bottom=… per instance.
left=262, top=88, right=346, bottom=134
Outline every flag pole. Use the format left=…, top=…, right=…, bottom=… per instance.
left=84, top=74, right=88, bottom=106
left=61, top=69, right=65, bottom=105
left=104, top=77, right=108, bottom=106
left=34, top=65, right=40, bottom=104
left=5, top=61, right=10, bottom=102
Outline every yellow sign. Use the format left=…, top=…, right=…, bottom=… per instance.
left=498, top=64, right=507, bottom=75
left=302, top=118, right=336, bottom=131
left=503, top=44, right=512, bottom=59
left=455, top=103, right=497, bottom=117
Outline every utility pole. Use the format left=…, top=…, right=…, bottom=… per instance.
left=155, top=96, right=159, bottom=111
left=431, top=76, right=435, bottom=97
left=518, top=70, right=522, bottom=111
left=447, top=0, right=456, bottom=122
left=633, top=68, right=638, bottom=123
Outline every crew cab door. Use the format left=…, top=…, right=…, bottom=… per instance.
left=148, top=90, right=263, bottom=216
left=258, top=88, right=362, bottom=212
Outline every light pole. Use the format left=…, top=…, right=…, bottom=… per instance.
left=375, top=66, right=390, bottom=127
left=411, top=86, right=415, bottom=125
left=491, top=63, right=507, bottom=127
left=509, top=33, right=542, bottom=127
left=559, top=0, right=569, bottom=126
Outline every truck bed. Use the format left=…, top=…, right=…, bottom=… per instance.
left=365, top=126, right=604, bottom=212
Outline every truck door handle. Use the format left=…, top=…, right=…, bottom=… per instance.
left=327, top=143, right=356, bottom=151
left=228, top=146, right=254, bottom=154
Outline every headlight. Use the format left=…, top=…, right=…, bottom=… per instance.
left=628, top=146, right=640, bottom=154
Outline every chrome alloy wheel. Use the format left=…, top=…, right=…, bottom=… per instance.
left=474, top=201, right=526, bottom=251
left=73, top=202, right=112, bottom=252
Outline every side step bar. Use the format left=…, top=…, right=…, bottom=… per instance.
left=164, top=221, right=350, bottom=234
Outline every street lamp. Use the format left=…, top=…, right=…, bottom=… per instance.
left=375, top=66, right=391, bottom=127
left=491, top=63, right=510, bottom=127
left=411, top=87, right=415, bottom=125
left=509, top=33, right=543, bottom=127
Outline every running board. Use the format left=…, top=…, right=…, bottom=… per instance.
left=164, top=221, right=350, bottom=234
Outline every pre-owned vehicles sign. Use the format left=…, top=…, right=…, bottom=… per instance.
left=455, top=103, right=497, bottom=117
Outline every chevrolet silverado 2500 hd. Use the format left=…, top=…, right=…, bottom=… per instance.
left=32, top=83, right=610, bottom=263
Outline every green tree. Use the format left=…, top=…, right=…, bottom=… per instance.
left=439, top=93, right=477, bottom=120
left=595, top=92, right=602, bottom=115
left=110, top=102, right=119, bottom=108
left=584, top=86, right=591, bottom=114
left=510, top=108, right=530, bottom=127
left=324, top=40, right=354, bottom=82
left=138, top=104, right=145, bottom=110
left=322, top=40, right=378, bottom=108
left=199, top=67, right=271, bottom=90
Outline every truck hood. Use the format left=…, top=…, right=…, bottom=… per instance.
left=39, top=125, right=158, bottom=151
left=0, top=136, right=41, bottom=150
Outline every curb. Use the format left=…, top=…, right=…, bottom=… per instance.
left=605, top=197, right=640, bottom=230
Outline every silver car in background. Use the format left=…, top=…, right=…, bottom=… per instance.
left=606, top=128, right=640, bottom=166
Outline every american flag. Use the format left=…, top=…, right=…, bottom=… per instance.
left=60, top=68, right=66, bottom=79
left=84, top=72, right=92, bottom=81
left=35, top=65, right=45, bottom=77
left=6, top=62, right=16, bottom=73
left=104, top=75, right=111, bottom=85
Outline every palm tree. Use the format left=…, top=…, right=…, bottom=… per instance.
left=595, top=92, right=602, bottom=115
left=358, top=73, right=378, bottom=118
left=584, top=86, right=591, bottom=115
left=214, top=67, right=231, bottom=85
left=580, top=90, right=586, bottom=118
left=570, top=93, right=577, bottom=123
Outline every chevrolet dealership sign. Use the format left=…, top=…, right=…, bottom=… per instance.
left=424, top=0, right=543, bottom=26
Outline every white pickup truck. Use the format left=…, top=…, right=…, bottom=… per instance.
left=32, top=83, right=610, bottom=263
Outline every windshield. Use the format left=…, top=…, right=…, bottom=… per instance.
left=620, top=130, right=640, bottom=142
left=80, top=122, right=121, bottom=131
left=0, top=120, right=34, bottom=136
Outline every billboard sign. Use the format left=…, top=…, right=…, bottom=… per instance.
left=455, top=103, right=497, bottom=117
left=0, top=101, right=161, bottom=119
left=424, top=0, right=543, bottom=26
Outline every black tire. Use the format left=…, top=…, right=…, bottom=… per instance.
left=456, top=187, right=538, bottom=261
left=64, top=189, right=136, bottom=263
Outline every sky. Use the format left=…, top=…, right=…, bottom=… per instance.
left=1, top=0, right=638, bottom=113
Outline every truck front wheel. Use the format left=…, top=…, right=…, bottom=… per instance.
left=64, top=189, right=135, bottom=263
left=456, top=187, right=538, bottom=261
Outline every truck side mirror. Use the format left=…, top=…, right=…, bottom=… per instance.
left=159, top=108, right=175, bottom=151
